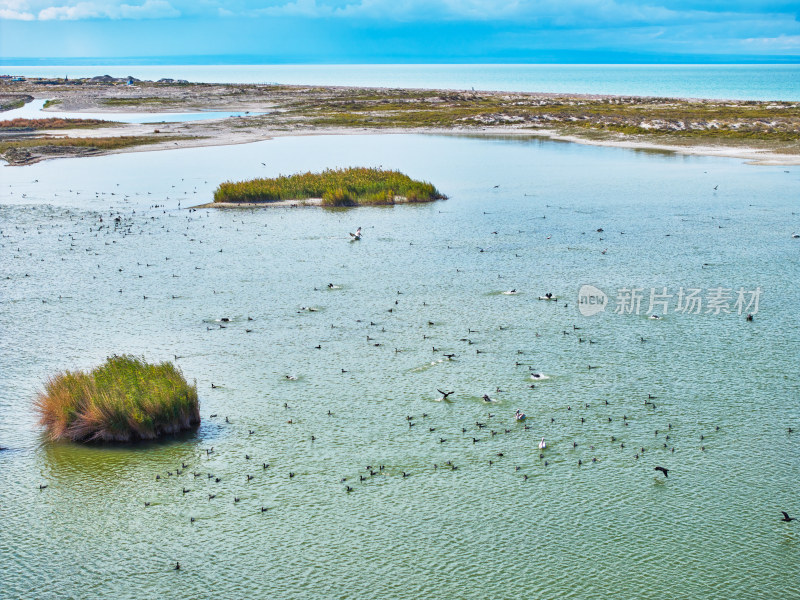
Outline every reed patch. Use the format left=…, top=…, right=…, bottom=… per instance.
left=214, top=167, right=446, bottom=206
left=36, top=355, right=200, bottom=443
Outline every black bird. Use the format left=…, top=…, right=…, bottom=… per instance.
left=437, top=389, right=454, bottom=400
left=654, top=466, right=669, bottom=477
left=174, top=562, right=180, bottom=570
left=781, top=511, right=795, bottom=522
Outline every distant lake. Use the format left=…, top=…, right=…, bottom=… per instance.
left=1, top=98, right=264, bottom=123
left=2, top=64, right=799, bottom=101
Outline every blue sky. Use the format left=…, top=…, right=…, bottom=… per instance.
left=1, top=0, right=798, bottom=62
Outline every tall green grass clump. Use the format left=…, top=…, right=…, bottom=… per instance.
left=36, top=355, right=199, bottom=443
left=214, top=167, right=446, bottom=206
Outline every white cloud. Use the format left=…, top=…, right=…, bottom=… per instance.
left=117, top=0, right=179, bottom=18
left=0, top=0, right=179, bottom=20
left=743, top=34, right=800, bottom=50
left=0, top=8, right=35, bottom=18
left=38, top=1, right=101, bottom=18
left=255, top=0, right=330, bottom=17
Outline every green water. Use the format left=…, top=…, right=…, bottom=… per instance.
left=1, top=134, right=798, bottom=599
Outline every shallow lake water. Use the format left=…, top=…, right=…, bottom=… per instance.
left=2, top=98, right=264, bottom=123
left=1, top=134, right=799, bottom=599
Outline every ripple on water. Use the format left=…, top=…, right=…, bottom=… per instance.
left=0, top=134, right=798, bottom=600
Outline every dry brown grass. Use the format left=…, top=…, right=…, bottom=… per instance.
left=36, top=355, right=199, bottom=443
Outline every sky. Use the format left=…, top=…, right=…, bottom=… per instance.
left=1, top=0, right=799, bottom=63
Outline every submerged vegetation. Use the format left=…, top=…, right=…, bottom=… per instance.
left=103, top=97, right=185, bottom=106
left=0, top=134, right=191, bottom=165
left=0, top=117, right=118, bottom=130
left=36, top=355, right=200, bottom=443
left=214, top=167, right=446, bottom=206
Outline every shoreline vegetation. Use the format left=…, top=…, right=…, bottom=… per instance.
left=36, top=355, right=200, bottom=443
left=212, top=167, right=446, bottom=207
left=0, top=117, right=121, bottom=130
left=1, top=77, right=799, bottom=166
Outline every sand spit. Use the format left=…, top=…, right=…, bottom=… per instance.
left=2, top=78, right=798, bottom=166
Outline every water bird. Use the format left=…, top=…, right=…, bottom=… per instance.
left=654, top=466, right=669, bottom=478
left=538, top=437, right=546, bottom=449
left=349, top=227, right=362, bottom=240
left=781, top=511, right=796, bottom=522
left=38, top=484, right=48, bottom=490
left=174, top=562, right=180, bottom=570
left=437, top=389, right=454, bottom=400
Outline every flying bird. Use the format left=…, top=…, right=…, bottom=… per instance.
left=654, top=466, right=669, bottom=477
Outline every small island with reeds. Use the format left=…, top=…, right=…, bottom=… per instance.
left=209, top=167, right=446, bottom=207
left=36, top=355, right=200, bottom=443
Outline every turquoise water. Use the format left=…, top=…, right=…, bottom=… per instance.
left=1, top=134, right=799, bottom=598
left=2, top=64, right=800, bottom=100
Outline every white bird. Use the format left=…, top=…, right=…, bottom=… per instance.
left=538, top=437, right=546, bottom=449
left=792, top=232, right=799, bottom=238
left=349, top=227, right=362, bottom=240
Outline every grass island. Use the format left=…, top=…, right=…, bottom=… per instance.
left=211, top=167, right=446, bottom=207
left=36, top=355, right=200, bottom=443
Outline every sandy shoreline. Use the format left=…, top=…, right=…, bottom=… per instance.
left=2, top=79, right=799, bottom=166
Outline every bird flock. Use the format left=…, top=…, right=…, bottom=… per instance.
left=3, top=173, right=797, bottom=578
